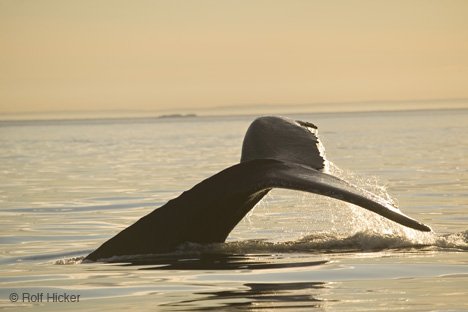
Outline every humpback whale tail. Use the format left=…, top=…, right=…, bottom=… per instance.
left=85, top=116, right=431, bottom=262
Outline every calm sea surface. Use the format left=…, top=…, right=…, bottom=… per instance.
left=1, top=109, right=467, bottom=311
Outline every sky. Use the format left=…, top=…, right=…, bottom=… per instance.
left=1, top=0, right=468, bottom=117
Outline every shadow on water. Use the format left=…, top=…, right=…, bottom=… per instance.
left=164, top=281, right=331, bottom=311
left=118, top=253, right=328, bottom=271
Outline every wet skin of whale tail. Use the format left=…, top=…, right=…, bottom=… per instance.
left=85, top=116, right=431, bottom=261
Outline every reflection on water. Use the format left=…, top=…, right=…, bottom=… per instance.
left=170, top=282, right=330, bottom=311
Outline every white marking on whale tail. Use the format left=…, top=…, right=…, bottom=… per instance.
left=296, top=120, right=330, bottom=174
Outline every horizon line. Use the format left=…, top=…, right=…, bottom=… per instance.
left=1, top=105, right=467, bottom=123
left=2, top=97, right=468, bottom=118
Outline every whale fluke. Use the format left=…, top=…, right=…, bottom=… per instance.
left=85, top=116, right=431, bottom=262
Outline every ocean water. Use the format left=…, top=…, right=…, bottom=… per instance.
left=1, top=109, right=467, bottom=311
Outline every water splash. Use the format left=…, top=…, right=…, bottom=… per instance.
left=328, top=161, right=398, bottom=207
left=55, top=257, right=85, bottom=265
left=434, top=231, right=468, bottom=251
left=53, top=230, right=467, bottom=265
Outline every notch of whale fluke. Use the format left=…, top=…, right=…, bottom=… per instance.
left=84, top=116, right=431, bottom=262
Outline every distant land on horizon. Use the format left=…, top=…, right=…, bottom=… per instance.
left=157, top=113, right=198, bottom=119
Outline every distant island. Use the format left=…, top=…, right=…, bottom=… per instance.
left=157, top=113, right=198, bottom=119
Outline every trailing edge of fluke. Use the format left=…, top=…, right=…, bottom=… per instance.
left=85, top=116, right=431, bottom=262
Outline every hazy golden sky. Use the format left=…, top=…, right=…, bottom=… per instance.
left=1, top=0, right=468, bottom=116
